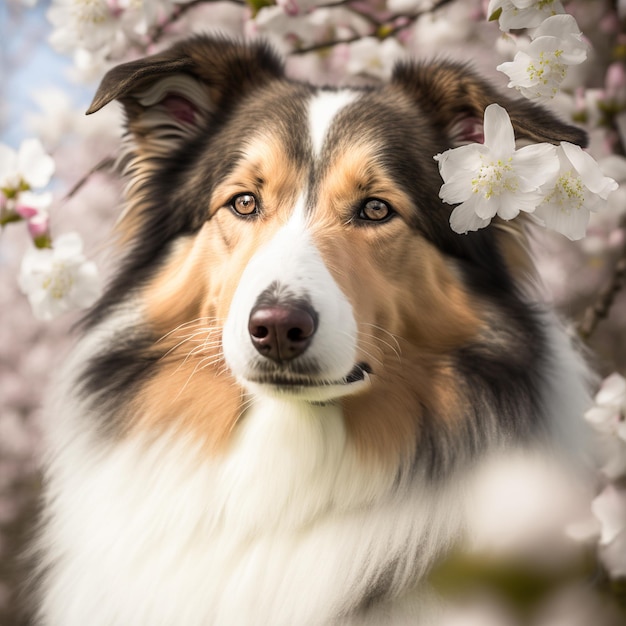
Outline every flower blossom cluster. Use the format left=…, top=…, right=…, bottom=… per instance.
left=18, top=233, right=101, bottom=322
left=434, top=104, right=618, bottom=239
left=489, top=1, right=588, bottom=102
left=1, top=139, right=55, bottom=246
left=1, top=139, right=101, bottom=321
left=581, top=373, right=626, bottom=579
left=47, top=0, right=195, bottom=73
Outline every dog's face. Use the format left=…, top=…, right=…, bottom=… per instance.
left=85, top=37, right=585, bottom=470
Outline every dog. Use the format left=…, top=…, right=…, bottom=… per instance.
left=34, top=36, right=592, bottom=625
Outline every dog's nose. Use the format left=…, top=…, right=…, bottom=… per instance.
left=248, top=304, right=317, bottom=362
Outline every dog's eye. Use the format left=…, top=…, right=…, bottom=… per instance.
left=230, top=193, right=258, bottom=217
left=358, top=199, right=393, bottom=223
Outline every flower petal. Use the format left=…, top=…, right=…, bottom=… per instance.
left=514, top=143, right=560, bottom=188
left=54, top=232, right=85, bottom=260
left=435, top=144, right=486, bottom=181
left=534, top=200, right=590, bottom=240
left=0, top=144, right=17, bottom=185
left=584, top=406, right=619, bottom=431
left=599, top=528, right=626, bottom=579
left=494, top=193, right=521, bottom=221
left=15, top=191, right=53, bottom=214
left=596, top=373, right=626, bottom=406
left=592, top=484, right=626, bottom=545
left=483, top=104, right=515, bottom=158
left=439, top=175, right=475, bottom=204
left=533, top=14, right=579, bottom=38
left=532, top=14, right=588, bottom=65
left=449, top=196, right=492, bottom=234
left=17, top=138, right=55, bottom=189
left=498, top=53, right=536, bottom=89
left=560, top=142, right=619, bottom=197
left=18, top=232, right=100, bottom=321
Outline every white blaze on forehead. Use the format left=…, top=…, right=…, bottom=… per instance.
left=308, top=90, right=358, bottom=158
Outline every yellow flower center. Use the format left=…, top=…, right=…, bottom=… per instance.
left=538, top=0, right=561, bottom=10
left=526, top=51, right=566, bottom=97
left=42, top=263, right=75, bottom=300
left=543, top=170, right=585, bottom=214
left=73, top=0, right=111, bottom=25
left=471, top=157, right=518, bottom=199
left=511, top=0, right=560, bottom=16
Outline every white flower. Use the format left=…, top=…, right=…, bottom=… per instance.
left=586, top=373, right=626, bottom=433
left=593, top=485, right=626, bottom=545
left=252, top=5, right=334, bottom=50
left=387, top=0, right=435, bottom=12
left=584, top=373, right=626, bottom=479
left=497, top=15, right=588, bottom=102
left=434, top=103, right=559, bottom=234
left=48, top=0, right=120, bottom=55
left=346, top=37, right=406, bottom=81
left=592, top=484, right=626, bottom=579
left=600, top=528, right=626, bottom=579
left=488, top=0, right=565, bottom=32
left=275, top=0, right=334, bottom=16
left=18, top=232, right=101, bottom=321
left=531, top=14, right=588, bottom=63
left=47, top=0, right=167, bottom=60
left=534, top=143, right=618, bottom=240
left=0, top=139, right=55, bottom=193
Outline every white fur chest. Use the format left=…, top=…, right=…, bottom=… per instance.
left=39, top=395, right=454, bottom=626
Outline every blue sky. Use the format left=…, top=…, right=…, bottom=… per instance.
left=1, top=1, right=91, bottom=147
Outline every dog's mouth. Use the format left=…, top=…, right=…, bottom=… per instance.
left=246, top=362, right=373, bottom=402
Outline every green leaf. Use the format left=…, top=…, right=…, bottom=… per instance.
left=376, top=24, right=394, bottom=39
left=34, top=233, right=52, bottom=249
left=429, top=549, right=593, bottom=616
left=488, top=7, right=502, bottom=22
left=246, top=0, right=275, bottom=18
left=0, top=212, right=22, bottom=227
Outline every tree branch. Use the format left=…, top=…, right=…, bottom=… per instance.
left=62, top=155, right=116, bottom=202
left=148, top=0, right=245, bottom=46
left=577, top=239, right=626, bottom=341
left=292, top=0, right=456, bottom=55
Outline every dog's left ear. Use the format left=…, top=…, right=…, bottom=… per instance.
left=392, top=60, right=587, bottom=147
left=86, top=36, right=284, bottom=147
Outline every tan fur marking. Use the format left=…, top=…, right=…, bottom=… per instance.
left=128, top=225, right=241, bottom=451
left=130, top=358, right=243, bottom=453
left=318, top=142, right=413, bottom=224
left=312, top=145, right=482, bottom=465
left=211, top=133, right=303, bottom=220
left=130, top=133, right=305, bottom=449
left=342, top=355, right=461, bottom=470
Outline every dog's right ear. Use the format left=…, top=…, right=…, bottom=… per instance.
left=87, top=36, right=284, bottom=147
left=392, top=60, right=587, bottom=148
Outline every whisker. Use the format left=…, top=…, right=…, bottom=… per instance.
left=360, top=323, right=403, bottom=353
left=159, top=325, right=224, bottom=364
left=159, top=331, right=210, bottom=361
left=356, top=330, right=402, bottom=362
left=229, top=395, right=257, bottom=434
left=363, top=336, right=401, bottom=363
left=172, top=350, right=222, bottom=401
left=155, top=316, right=222, bottom=344
left=197, top=354, right=226, bottom=372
